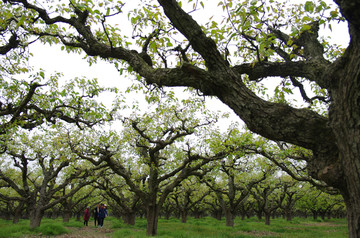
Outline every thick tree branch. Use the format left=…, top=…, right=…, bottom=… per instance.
left=157, top=0, right=227, bottom=70
left=0, top=34, right=20, bottom=54
left=334, top=0, right=360, bottom=32
left=232, top=61, right=329, bottom=87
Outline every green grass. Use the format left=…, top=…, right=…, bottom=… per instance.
left=0, top=219, right=32, bottom=238
left=0, top=218, right=70, bottom=237
left=63, top=219, right=83, bottom=228
left=111, top=216, right=348, bottom=238
left=0, top=216, right=348, bottom=237
left=34, top=223, right=69, bottom=236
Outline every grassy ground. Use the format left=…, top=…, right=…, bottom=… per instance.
left=0, top=216, right=348, bottom=237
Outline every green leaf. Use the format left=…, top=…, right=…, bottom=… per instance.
left=304, top=1, right=315, bottom=13
left=302, top=16, right=313, bottom=22
left=40, top=71, right=45, bottom=79
left=16, top=15, right=26, bottom=29
left=330, top=10, right=338, bottom=18
left=300, top=25, right=312, bottom=31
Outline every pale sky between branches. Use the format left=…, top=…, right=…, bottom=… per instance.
left=27, top=0, right=350, bottom=130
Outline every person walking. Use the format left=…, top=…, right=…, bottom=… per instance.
left=93, top=204, right=99, bottom=227
left=83, top=207, right=90, bottom=226
left=98, top=204, right=108, bottom=228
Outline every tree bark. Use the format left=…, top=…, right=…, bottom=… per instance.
left=146, top=205, right=159, bottom=236
left=192, top=208, right=203, bottom=219
left=123, top=212, right=136, bottom=226
left=13, top=202, right=24, bottom=224
left=224, top=209, right=234, bottom=227
left=180, top=209, right=188, bottom=223
left=312, top=211, right=318, bottom=220
left=325, top=20, right=360, bottom=236
left=12, top=215, right=20, bottom=224
left=212, top=209, right=222, bottom=221
left=284, top=210, right=293, bottom=221
left=264, top=213, right=271, bottom=226
left=256, top=211, right=262, bottom=220
left=320, top=212, right=326, bottom=220
left=62, top=210, right=72, bottom=223
left=61, top=198, right=74, bottom=223
left=29, top=207, right=44, bottom=229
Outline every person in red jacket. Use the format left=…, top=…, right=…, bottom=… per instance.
left=83, top=207, right=90, bottom=226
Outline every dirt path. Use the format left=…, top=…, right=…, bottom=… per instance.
left=54, top=225, right=114, bottom=238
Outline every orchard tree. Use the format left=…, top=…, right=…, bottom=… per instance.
left=0, top=70, right=113, bottom=139
left=189, top=198, right=208, bottom=219
left=58, top=184, right=97, bottom=222
left=297, top=184, right=345, bottom=220
left=95, top=172, right=142, bottom=225
left=251, top=179, right=282, bottom=225
left=70, top=95, right=238, bottom=236
left=170, top=177, right=210, bottom=223
left=0, top=126, right=100, bottom=228
left=202, top=153, right=269, bottom=227
left=243, top=135, right=335, bottom=192
left=0, top=67, right=115, bottom=168
left=0, top=8, right=35, bottom=134
left=1, top=7, right=115, bottom=151
left=277, top=176, right=304, bottom=221
left=203, top=191, right=223, bottom=220
left=238, top=197, right=253, bottom=220
left=161, top=197, right=177, bottom=219
left=3, top=0, right=360, bottom=236
left=0, top=187, right=25, bottom=223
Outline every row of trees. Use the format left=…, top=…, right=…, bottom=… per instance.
left=0, top=171, right=346, bottom=226
left=0, top=91, right=344, bottom=235
left=107, top=174, right=345, bottom=225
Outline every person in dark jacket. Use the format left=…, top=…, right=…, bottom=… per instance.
left=93, top=204, right=99, bottom=227
left=98, top=203, right=108, bottom=228
left=83, top=207, right=90, bottom=226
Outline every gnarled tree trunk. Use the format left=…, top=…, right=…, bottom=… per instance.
left=146, top=204, right=159, bottom=236
left=123, top=211, right=136, bottom=226
left=324, top=16, right=360, bottom=235
left=264, top=212, right=271, bottom=226
left=13, top=201, right=25, bottom=224
left=180, top=209, right=188, bottom=223
left=224, top=209, right=234, bottom=227
left=62, top=209, right=72, bottom=223
left=29, top=207, right=44, bottom=229
left=284, top=209, right=293, bottom=221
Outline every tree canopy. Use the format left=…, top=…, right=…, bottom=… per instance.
left=1, top=0, right=360, bottom=236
